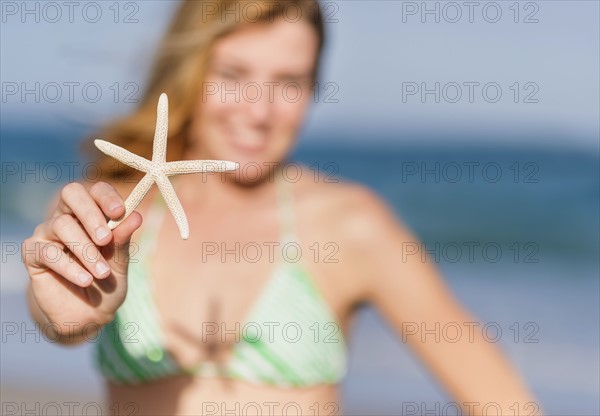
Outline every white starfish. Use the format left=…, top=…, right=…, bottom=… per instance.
left=94, top=93, right=238, bottom=240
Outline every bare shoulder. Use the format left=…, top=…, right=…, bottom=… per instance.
left=292, top=166, right=420, bottom=299
left=293, top=166, right=413, bottom=245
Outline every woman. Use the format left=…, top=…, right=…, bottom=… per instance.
left=23, top=1, right=539, bottom=414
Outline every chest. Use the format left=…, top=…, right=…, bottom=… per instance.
left=136, top=208, right=355, bottom=367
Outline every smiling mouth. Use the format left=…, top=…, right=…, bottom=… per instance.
left=230, top=134, right=267, bottom=152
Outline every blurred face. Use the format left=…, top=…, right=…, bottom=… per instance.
left=188, top=18, right=319, bottom=183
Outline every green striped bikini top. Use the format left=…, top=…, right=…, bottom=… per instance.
left=93, top=174, right=348, bottom=388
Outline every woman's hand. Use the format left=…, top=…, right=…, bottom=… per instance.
left=22, top=181, right=142, bottom=342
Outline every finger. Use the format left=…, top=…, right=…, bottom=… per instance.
left=103, top=211, right=143, bottom=278
left=88, top=181, right=126, bottom=220
left=50, top=214, right=112, bottom=279
left=112, top=211, right=143, bottom=246
left=57, top=182, right=114, bottom=246
left=28, top=240, right=95, bottom=288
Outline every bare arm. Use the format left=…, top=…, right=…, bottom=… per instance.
left=343, top=187, right=541, bottom=414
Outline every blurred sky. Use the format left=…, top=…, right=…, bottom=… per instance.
left=1, top=0, right=598, bottom=150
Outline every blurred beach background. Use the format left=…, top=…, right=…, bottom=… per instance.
left=1, top=1, right=598, bottom=415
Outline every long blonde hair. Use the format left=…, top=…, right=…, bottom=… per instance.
left=85, top=0, right=325, bottom=181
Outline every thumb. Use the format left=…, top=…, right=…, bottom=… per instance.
left=104, top=211, right=143, bottom=277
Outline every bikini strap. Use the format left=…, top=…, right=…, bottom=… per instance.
left=276, top=166, right=297, bottom=244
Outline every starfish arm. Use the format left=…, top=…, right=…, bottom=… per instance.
left=155, top=173, right=190, bottom=240
left=152, top=93, right=169, bottom=164
left=164, top=160, right=239, bottom=175
left=107, top=173, right=155, bottom=230
left=94, top=140, right=151, bottom=172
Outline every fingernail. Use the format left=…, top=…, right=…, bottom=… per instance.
left=96, top=262, right=110, bottom=276
left=79, top=273, right=92, bottom=285
left=96, top=226, right=110, bottom=241
left=109, top=202, right=122, bottom=213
